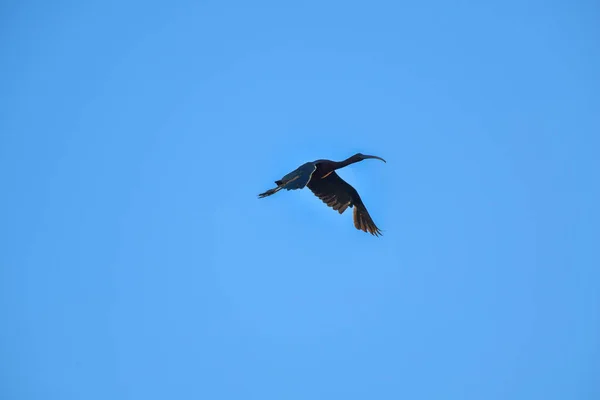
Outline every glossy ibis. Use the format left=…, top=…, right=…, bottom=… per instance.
left=258, top=153, right=386, bottom=236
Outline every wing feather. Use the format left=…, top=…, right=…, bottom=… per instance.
left=280, top=162, right=317, bottom=190
left=307, top=171, right=382, bottom=236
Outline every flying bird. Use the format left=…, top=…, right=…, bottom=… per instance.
left=258, top=153, right=386, bottom=236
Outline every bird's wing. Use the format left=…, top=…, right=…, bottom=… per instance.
left=307, top=171, right=382, bottom=236
left=279, top=162, right=317, bottom=190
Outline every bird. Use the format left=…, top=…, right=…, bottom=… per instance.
left=258, top=153, right=386, bottom=236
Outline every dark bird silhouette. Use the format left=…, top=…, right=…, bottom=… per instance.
left=258, top=153, right=386, bottom=236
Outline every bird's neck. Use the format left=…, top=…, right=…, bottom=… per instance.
left=333, top=155, right=360, bottom=170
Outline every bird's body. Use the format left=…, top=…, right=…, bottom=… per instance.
left=259, top=153, right=386, bottom=236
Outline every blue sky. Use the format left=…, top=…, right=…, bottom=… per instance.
left=1, top=1, right=599, bottom=399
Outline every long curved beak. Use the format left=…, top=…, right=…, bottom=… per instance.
left=363, top=155, right=386, bottom=163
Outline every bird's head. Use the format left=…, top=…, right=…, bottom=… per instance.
left=354, top=153, right=387, bottom=163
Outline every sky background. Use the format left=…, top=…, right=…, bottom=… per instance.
left=1, top=1, right=599, bottom=399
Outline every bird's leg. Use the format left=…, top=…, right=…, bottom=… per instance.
left=259, top=171, right=305, bottom=198
left=258, top=186, right=283, bottom=198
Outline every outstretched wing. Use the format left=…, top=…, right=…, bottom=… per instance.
left=307, top=171, right=382, bottom=236
left=258, top=162, right=317, bottom=198
left=279, top=162, right=317, bottom=190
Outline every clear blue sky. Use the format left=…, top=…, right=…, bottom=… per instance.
left=1, top=1, right=599, bottom=399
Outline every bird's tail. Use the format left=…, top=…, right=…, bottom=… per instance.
left=258, top=185, right=283, bottom=198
